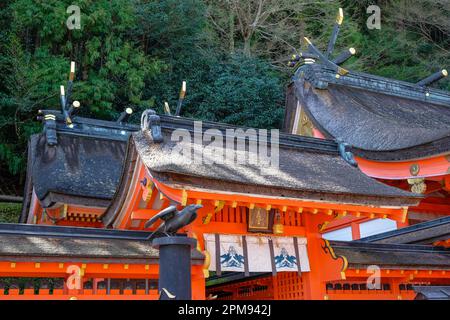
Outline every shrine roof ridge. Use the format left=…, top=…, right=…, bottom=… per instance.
left=39, top=109, right=138, bottom=142
left=41, top=109, right=341, bottom=154
left=157, top=114, right=339, bottom=154
left=290, top=68, right=450, bottom=157
left=0, top=223, right=152, bottom=240
left=294, top=64, right=450, bottom=107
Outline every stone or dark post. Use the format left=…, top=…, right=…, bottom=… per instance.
left=152, top=236, right=196, bottom=300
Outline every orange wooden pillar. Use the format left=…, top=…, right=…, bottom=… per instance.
left=302, top=212, right=347, bottom=300
left=192, top=266, right=206, bottom=300
left=301, top=213, right=329, bottom=300
left=350, top=222, right=361, bottom=240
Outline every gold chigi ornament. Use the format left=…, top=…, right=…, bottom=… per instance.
left=273, top=211, right=284, bottom=235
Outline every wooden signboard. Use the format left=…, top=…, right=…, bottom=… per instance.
left=247, top=207, right=274, bottom=233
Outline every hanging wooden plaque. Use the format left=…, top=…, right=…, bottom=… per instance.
left=247, top=207, right=274, bottom=233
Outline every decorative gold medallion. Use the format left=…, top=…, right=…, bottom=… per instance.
left=409, top=164, right=420, bottom=176
left=410, top=182, right=427, bottom=194
left=407, top=178, right=427, bottom=194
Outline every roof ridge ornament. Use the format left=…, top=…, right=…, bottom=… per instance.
left=175, top=81, right=187, bottom=116
left=332, top=47, right=356, bottom=65
left=37, top=110, right=58, bottom=146
left=117, top=107, right=133, bottom=123
left=337, top=139, right=358, bottom=167
left=141, top=109, right=163, bottom=143
left=326, top=7, right=344, bottom=58
left=59, top=61, right=79, bottom=127
left=416, top=69, right=448, bottom=87
left=303, top=37, right=349, bottom=76
left=287, top=8, right=355, bottom=78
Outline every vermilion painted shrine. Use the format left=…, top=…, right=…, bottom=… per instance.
left=0, top=9, right=449, bottom=300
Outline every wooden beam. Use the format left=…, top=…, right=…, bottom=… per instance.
left=356, top=155, right=450, bottom=180
left=131, top=209, right=160, bottom=221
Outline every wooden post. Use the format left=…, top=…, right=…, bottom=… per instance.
left=152, top=236, right=196, bottom=300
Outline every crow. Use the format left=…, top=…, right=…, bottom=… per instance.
left=145, top=204, right=203, bottom=240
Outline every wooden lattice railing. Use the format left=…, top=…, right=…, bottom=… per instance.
left=0, top=278, right=159, bottom=300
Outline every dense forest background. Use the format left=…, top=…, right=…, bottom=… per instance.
left=0, top=0, right=449, bottom=196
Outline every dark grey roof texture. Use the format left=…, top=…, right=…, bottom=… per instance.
left=0, top=224, right=204, bottom=263
left=330, top=241, right=450, bottom=269
left=31, top=133, right=127, bottom=206
left=0, top=234, right=158, bottom=260
left=294, top=79, right=450, bottom=159
left=133, top=128, right=420, bottom=207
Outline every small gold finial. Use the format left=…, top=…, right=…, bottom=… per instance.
left=70, top=61, right=75, bottom=81
left=164, top=101, right=170, bottom=111
left=336, top=8, right=344, bottom=25
left=179, top=81, right=186, bottom=99
left=303, top=37, right=312, bottom=46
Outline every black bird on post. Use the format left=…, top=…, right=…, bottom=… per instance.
left=145, top=204, right=203, bottom=240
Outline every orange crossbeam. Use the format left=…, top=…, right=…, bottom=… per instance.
left=356, top=156, right=450, bottom=180
left=151, top=177, right=406, bottom=221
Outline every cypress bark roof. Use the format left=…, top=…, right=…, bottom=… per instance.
left=290, top=65, right=450, bottom=161
left=20, top=112, right=136, bottom=222
left=133, top=116, right=421, bottom=207
left=31, top=133, right=127, bottom=207
left=22, top=110, right=422, bottom=225
left=0, top=223, right=203, bottom=263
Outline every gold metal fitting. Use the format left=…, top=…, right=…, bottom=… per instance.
left=273, top=211, right=284, bottom=235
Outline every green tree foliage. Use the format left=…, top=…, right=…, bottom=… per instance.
left=341, top=0, right=450, bottom=90
left=135, top=0, right=217, bottom=117
left=0, top=203, right=21, bottom=223
left=0, top=0, right=162, bottom=176
left=134, top=0, right=284, bottom=128
left=197, top=54, right=284, bottom=128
